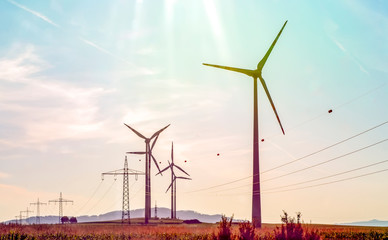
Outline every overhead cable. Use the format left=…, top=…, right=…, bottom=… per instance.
left=263, top=139, right=387, bottom=182
left=262, top=121, right=387, bottom=174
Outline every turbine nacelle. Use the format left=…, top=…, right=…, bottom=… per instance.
left=202, top=20, right=287, bottom=136
left=124, top=124, right=170, bottom=176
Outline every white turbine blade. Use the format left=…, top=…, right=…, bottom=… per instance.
left=124, top=123, right=147, bottom=139
left=156, top=165, right=170, bottom=176
left=176, top=176, right=191, bottom=180
left=174, top=164, right=190, bottom=176
left=258, top=76, right=285, bottom=135
left=151, top=134, right=159, bottom=151
left=171, top=142, right=174, bottom=164
left=127, top=151, right=146, bottom=155
left=257, top=20, right=288, bottom=70
left=151, top=154, right=162, bottom=174
left=165, top=181, right=174, bottom=193
left=150, top=124, right=170, bottom=140
left=203, top=63, right=254, bottom=77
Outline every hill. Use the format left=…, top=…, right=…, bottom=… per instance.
left=5, top=208, right=223, bottom=224
left=340, top=219, right=388, bottom=227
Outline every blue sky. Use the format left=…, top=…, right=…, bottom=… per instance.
left=0, top=0, right=387, bottom=224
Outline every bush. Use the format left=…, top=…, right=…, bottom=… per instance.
left=274, top=211, right=320, bottom=240
left=69, top=217, right=77, bottom=224
left=60, top=216, right=69, bottom=224
left=238, top=221, right=256, bottom=240
left=216, top=215, right=234, bottom=240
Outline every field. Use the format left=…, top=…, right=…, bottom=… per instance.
left=1, top=220, right=388, bottom=240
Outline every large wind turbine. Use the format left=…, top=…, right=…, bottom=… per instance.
left=157, top=142, right=190, bottom=219
left=203, top=21, right=287, bottom=228
left=124, top=123, right=170, bottom=224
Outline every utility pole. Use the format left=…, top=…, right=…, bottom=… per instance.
left=49, top=192, right=74, bottom=224
left=18, top=212, right=23, bottom=225
left=102, top=156, right=144, bottom=224
left=30, top=198, right=47, bottom=224
left=20, top=208, right=33, bottom=225
left=14, top=215, right=20, bottom=225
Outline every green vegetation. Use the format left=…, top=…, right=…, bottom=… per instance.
left=1, top=213, right=388, bottom=240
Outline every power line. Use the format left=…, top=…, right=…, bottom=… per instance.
left=262, top=139, right=387, bottom=182
left=262, top=121, right=388, bottom=174
left=263, top=159, right=388, bottom=192
left=260, top=167, right=388, bottom=194
left=199, top=158, right=388, bottom=195
left=74, top=180, right=104, bottom=216
left=85, top=179, right=117, bottom=215
left=183, top=175, right=252, bottom=194
left=214, top=163, right=388, bottom=197
left=184, top=135, right=387, bottom=194
left=335, top=83, right=387, bottom=110
left=263, top=83, right=387, bottom=140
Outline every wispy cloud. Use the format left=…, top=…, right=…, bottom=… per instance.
left=79, top=37, right=154, bottom=74
left=329, top=36, right=369, bottom=75
left=0, top=46, right=116, bottom=147
left=6, top=0, right=153, bottom=75
left=79, top=37, right=114, bottom=57
left=6, top=0, right=59, bottom=27
left=332, top=38, right=346, bottom=52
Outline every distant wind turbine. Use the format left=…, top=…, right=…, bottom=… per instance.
left=124, top=123, right=170, bottom=224
left=203, top=20, right=288, bottom=228
left=157, top=142, right=190, bottom=219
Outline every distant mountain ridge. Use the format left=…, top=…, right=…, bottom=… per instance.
left=4, top=208, right=224, bottom=224
left=339, top=219, right=388, bottom=227
left=5, top=210, right=388, bottom=227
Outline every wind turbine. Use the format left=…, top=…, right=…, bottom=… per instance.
left=124, top=123, right=170, bottom=224
left=203, top=20, right=287, bottom=228
left=157, top=142, right=190, bottom=219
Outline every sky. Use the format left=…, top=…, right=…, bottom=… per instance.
left=0, top=0, right=387, bottom=224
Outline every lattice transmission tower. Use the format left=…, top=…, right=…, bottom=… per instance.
left=49, top=192, right=74, bottom=223
left=102, top=156, right=144, bottom=224
left=30, top=198, right=47, bottom=224
left=20, top=207, right=33, bottom=225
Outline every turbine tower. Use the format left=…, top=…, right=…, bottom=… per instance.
left=102, top=156, right=145, bottom=224
left=203, top=20, right=287, bottom=228
left=157, top=142, right=190, bottom=219
left=124, top=123, right=170, bottom=224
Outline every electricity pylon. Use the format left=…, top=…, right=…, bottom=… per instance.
left=203, top=21, right=288, bottom=228
left=14, top=215, right=20, bottom=225
left=30, top=198, right=47, bottom=224
left=20, top=207, right=33, bottom=225
left=102, top=156, right=145, bottom=224
left=49, top=192, right=73, bottom=224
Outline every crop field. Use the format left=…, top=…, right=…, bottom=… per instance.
left=1, top=221, right=388, bottom=240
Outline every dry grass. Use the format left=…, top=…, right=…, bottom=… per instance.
left=1, top=221, right=388, bottom=239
